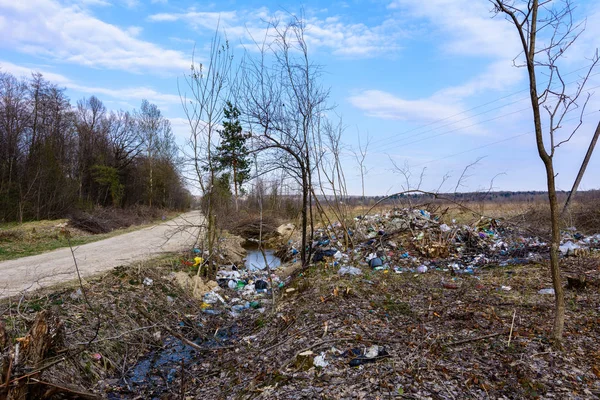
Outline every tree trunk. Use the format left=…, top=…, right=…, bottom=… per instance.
left=149, top=162, right=153, bottom=208
left=301, top=169, right=308, bottom=267
left=562, top=121, right=600, bottom=216
left=546, top=166, right=565, bottom=342
left=233, top=160, right=239, bottom=212
left=1, top=311, right=64, bottom=400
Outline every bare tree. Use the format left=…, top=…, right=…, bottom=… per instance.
left=179, top=30, right=234, bottom=278
left=240, top=17, right=330, bottom=266
left=492, top=0, right=599, bottom=343
left=313, top=116, right=355, bottom=250
left=353, top=130, right=372, bottom=206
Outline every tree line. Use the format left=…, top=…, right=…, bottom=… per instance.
left=0, top=71, right=190, bottom=223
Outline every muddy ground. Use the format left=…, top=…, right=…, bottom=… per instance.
left=1, top=249, right=599, bottom=399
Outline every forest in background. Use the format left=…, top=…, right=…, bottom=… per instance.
left=0, top=71, right=191, bottom=223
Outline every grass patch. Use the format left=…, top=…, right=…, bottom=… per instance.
left=0, top=213, right=177, bottom=261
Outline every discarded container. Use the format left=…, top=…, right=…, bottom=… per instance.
left=204, top=291, right=225, bottom=304
left=143, top=277, right=153, bottom=286
left=346, top=345, right=389, bottom=367
left=416, top=265, right=428, bottom=273
left=538, top=288, right=555, bottom=295
left=249, top=301, right=261, bottom=309
left=369, top=257, right=383, bottom=269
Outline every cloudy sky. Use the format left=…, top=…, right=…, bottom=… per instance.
left=1, top=0, right=599, bottom=195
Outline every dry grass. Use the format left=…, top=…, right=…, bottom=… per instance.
left=0, top=208, right=178, bottom=261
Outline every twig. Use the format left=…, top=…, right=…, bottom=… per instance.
left=180, top=359, right=186, bottom=400
left=66, top=235, right=101, bottom=346
left=71, top=325, right=159, bottom=346
left=29, top=378, right=101, bottom=399
left=4, top=355, right=12, bottom=389
left=7, top=356, right=67, bottom=385
left=507, top=309, right=517, bottom=346
left=446, top=331, right=505, bottom=347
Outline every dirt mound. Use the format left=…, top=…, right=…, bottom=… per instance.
left=232, top=215, right=281, bottom=240
left=68, top=206, right=164, bottom=234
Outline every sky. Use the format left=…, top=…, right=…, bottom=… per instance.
left=1, top=0, right=599, bottom=196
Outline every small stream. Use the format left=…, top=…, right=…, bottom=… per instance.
left=108, top=327, right=237, bottom=399
left=107, top=247, right=280, bottom=398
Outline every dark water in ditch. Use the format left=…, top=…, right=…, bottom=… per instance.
left=107, top=326, right=237, bottom=399
left=107, top=249, right=279, bottom=398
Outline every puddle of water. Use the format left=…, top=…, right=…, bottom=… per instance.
left=245, top=249, right=281, bottom=271
left=109, top=326, right=238, bottom=399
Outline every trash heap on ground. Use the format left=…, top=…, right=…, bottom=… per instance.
left=172, top=207, right=600, bottom=318
left=280, top=207, right=600, bottom=277
left=173, top=247, right=287, bottom=318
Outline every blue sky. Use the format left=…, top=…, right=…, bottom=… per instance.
left=1, top=0, right=599, bottom=196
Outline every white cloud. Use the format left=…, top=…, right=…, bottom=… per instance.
left=0, top=0, right=190, bottom=74
left=76, top=0, right=111, bottom=6
left=348, top=89, right=485, bottom=135
left=434, top=60, right=524, bottom=99
left=348, top=89, right=463, bottom=121
left=148, top=8, right=405, bottom=58
left=346, top=0, right=532, bottom=130
left=0, top=60, right=181, bottom=107
left=388, top=0, right=521, bottom=59
left=0, top=61, right=71, bottom=85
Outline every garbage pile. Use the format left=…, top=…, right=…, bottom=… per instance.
left=176, top=255, right=287, bottom=318
left=279, top=207, right=600, bottom=276
left=179, top=207, right=599, bottom=317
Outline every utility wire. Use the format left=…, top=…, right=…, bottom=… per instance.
left=362, top=109, right=600, bottom=177
left=365, top=67, right=600, bottom=151
left=367, top=81, right=600, bottom=152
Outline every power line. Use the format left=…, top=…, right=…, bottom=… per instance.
left=363, top=109, right=600, bottom=176
left=366, top=80, right=600, bottom=153
left=365, top=66, right=600, bottom=151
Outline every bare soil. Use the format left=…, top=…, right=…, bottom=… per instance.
left=0, top=211, right=202, bottom=298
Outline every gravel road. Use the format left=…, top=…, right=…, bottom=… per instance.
left=0, top=211, right=203, bottom=299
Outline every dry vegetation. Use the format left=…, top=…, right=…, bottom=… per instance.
left=0, top=207, right=175, bottom=261
left=1, top=199, right=599, bottom=399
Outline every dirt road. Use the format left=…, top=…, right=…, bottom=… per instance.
left=0, top=211, right=203, bottom=299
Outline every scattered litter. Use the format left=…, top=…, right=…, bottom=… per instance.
left=343, top=345, right=389, bottom=367
left=314, top=352, right=329, bottom=368
left=559, top=241, right=580, bottom=256
left=338, top=266, right=362, bottom=276
left=538, top=288, right=555, bottom=295
left=143, top=277, right=153, bottom=286
left=70, top=288, right=83, bottom=300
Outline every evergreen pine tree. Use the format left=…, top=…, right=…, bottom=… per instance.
left=214, top=101, right=251, bottom=210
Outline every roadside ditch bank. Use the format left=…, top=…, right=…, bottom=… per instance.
left=2, top=207, right=599, bottom=399
left=0, top=220, right=294, bottom=399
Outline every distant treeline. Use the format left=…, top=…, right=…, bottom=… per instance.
left=0, top=71, right=190, bottom=223
left=313, top=190, right=599, bottom=206
left=385, top=190, right=599, bottom=203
